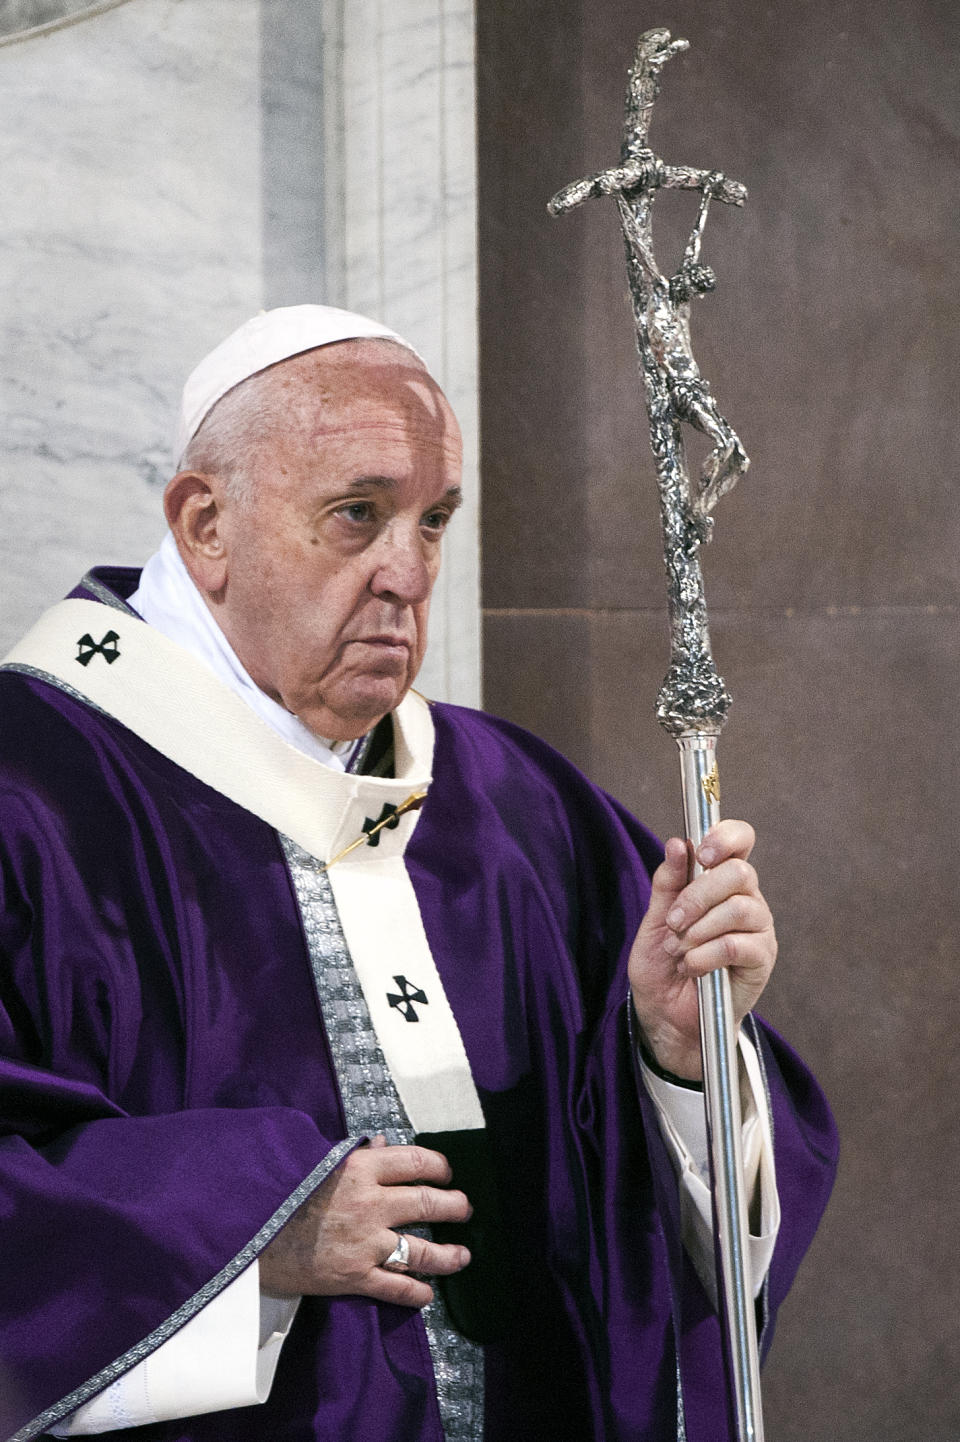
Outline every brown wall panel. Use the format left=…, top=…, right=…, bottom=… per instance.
left=479, top=0, right=960, bottom=1435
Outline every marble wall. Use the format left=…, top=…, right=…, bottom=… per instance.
left=0, top=0, right=480, bottom=705
left=0, top=0, right=261, bottom=647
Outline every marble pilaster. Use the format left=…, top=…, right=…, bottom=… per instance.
left=320, top=0, right=481, bottom=704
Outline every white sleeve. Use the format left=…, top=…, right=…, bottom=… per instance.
left=639, top=1029, right=780, bottom=1305
left=50, top=1262, right=300, bottom=1435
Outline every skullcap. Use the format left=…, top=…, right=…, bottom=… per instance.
left=174, top=304, right=421, bottom=462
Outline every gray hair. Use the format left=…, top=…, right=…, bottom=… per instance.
left=178, top=366, right=283, bottom=507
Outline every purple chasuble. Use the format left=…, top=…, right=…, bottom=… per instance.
left=0, top=569, right=838, bottom=1442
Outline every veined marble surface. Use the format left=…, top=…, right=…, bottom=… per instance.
left=322, top=0, right=481, bottom=704
left=0, top=0, right=480, bottom=709
left=0, top=0, right=132, bottom=43
left=0, top=0, right=263, bottom=648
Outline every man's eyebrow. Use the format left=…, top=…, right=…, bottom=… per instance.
left=341, top=477, right=463, bottom=509
left=341, top=475, right=398, bottom=491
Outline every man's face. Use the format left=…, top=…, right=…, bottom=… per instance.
left=208, top=343, right=463, bottom=741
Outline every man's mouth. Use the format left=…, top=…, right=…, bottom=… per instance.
left=354, top=634, right=411, bottom=650
left=348, top=636, right=413, bottom=667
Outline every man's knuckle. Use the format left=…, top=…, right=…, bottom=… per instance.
left=421, top=1185, right=448, bottom=1221
left=732, top=857, right=754, bottom=889
left=407, top=1145, right=442, bottom=1181
left=732, top=896, right=753, bottom=928
left=392, top=1275, right=416, bottom=1303
left=406, top=1183, right=428, bottom=1217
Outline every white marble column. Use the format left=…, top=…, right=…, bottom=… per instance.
left=320, top=0, right=480, bottom=703
left=0, top=0, right=480, bottom=707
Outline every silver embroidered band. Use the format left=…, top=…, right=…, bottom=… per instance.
left=282, top=838, right=485, bottom=1441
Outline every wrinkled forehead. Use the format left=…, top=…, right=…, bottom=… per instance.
left=261, top=340, right=460, bottom=447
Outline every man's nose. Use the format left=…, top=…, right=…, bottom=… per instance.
left=370, top=524, right=434, bottom=605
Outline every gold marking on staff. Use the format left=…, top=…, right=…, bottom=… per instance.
left=701, top=761, right=720, bottom=805
left=321, top=790, right=428, bottom=872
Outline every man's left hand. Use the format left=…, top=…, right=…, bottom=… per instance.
left=629, top=819, right=777, bottom=1082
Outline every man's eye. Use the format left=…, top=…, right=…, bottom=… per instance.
left=422, top=510, right=451, bottom=534
left=340, top=501, right=373, bottom=523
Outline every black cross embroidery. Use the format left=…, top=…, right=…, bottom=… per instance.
left=76, top=631, right=120, bottom=667
left=387, top=975, right=428, bottom=1023
left=362, top=804, right=402, bottom=848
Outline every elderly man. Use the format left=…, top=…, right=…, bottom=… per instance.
left=0, top=307, right=836, bottom=1442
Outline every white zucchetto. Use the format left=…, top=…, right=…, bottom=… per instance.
left=174, top=304, right=420, bottom=463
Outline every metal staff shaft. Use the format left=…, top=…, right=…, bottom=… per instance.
left=680, top=735, right=764, bottom=1442
left=548, top=27, right=765, bottom=1440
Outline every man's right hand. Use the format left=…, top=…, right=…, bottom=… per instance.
left=258, top=1137, right=473, bottom=1308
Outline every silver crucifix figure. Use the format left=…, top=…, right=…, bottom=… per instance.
left=549, top=27, right=764, bottom=1442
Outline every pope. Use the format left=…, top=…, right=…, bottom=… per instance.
left=0, top=305, right=837, bottom=1442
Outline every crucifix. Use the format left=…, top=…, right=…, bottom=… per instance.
left=549, top=28, right=764, bottom=1442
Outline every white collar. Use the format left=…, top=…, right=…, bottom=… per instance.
left=129, top=532, right=359, bottom=771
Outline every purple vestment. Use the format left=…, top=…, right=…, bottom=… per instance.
left=0, top=570, right=837, bottom=1441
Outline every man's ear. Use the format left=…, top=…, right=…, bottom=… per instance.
left=163, top=471, right=229, bottom=596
